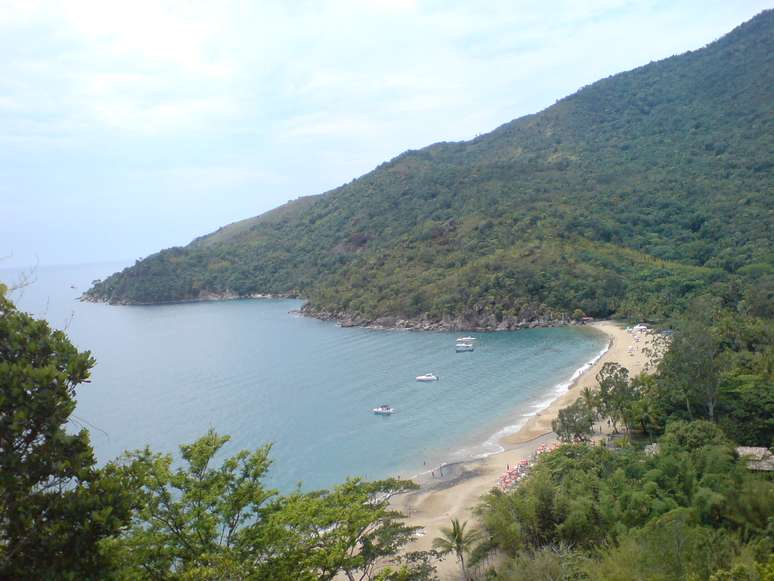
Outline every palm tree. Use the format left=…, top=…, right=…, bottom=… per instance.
left=432, top=518, right=482, bottom=580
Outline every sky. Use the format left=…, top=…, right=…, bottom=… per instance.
left=2, top=0, right=772, bottom=267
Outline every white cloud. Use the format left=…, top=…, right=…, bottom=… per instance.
left=149, top=164, right=288, bottom=192
left=87, top=95, right=237, bottom=135
left=280, top=112, right=388, bottom=140
left=3, top=0, right=768, bottom=143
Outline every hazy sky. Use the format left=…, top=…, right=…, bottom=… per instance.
left=2, top=0, right=771, bottom=267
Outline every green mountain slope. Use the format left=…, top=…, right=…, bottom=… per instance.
left=87, top=11, right=774, bottom=327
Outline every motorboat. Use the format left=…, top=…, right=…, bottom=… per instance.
left=455, top=342, right=474, bottom=352
left=456, top=336, right=476, bottom=342
left=373, top=404, right=395, bottom=415
left=416, top=373, right=439, bottom=382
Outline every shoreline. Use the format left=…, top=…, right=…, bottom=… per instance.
left=393, top=321, right=657, bottom=579
left=79, top=292, right=300, bottom=306
left=402, top=330, right=611, bottom=485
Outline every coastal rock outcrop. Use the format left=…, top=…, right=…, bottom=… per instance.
left=299, top=304, right=576, bottom=332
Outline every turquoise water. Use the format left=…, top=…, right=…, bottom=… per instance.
left=2, top=263, right=608, bottom=491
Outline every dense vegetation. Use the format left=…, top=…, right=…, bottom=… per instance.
left=477, top=426, right=774, bottom=580
left=0, top=284, right=136, bottom=578
left=476, top=302, right=774, bottom=580
left=556, top=296, right=773, bottom=447
left=87, top=11, right=773, bottom=327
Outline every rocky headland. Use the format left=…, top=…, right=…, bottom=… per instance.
left=299, top=303, right=580, bottom=331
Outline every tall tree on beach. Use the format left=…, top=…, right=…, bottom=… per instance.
left=432, top=519, right=482, bottom=580
left=552, top=399, right=595, bottom=442
left=596, top=362, right=631, bottom=432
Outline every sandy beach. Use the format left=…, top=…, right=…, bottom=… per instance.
left=393, top=321, right=657, bottom=579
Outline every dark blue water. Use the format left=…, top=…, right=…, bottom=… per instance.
left=1, top=263, right=608, bottom=491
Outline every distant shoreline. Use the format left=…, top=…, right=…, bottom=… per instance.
left=80, top=291, right=299, bottom=306
left=82, top=291, right=593, bottom=332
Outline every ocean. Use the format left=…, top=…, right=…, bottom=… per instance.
left=1, top=262, right=608, bottom=491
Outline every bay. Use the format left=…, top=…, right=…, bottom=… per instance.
left=1, top=262, right=608, bottom=491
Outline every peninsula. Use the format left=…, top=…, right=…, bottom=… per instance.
left=85, top=11, right=773, bottom=331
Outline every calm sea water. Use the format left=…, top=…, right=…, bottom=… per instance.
left=1, top=263, right=608, bottom=491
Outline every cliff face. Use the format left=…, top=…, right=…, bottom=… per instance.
left=86, top=11, right=774, bottom=325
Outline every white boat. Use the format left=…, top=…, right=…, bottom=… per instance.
left=416, top=373, right=439, bottom=382
left=455, top=342, right=474, bottom=352
left=456, top=336, right=477, bottom=342
left=373, top=404, right=395, bottom=415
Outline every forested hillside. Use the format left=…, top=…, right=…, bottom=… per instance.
left=86, top=11, right=774, bottom=327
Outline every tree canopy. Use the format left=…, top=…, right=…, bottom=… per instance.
left=478, top=304, right=774, bottom=580
left=0, top=284, right=137, bottom=578
left=104, top=431, right=423, bottom=580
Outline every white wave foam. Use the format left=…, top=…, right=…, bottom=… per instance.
left=544, top=341, right=610, bottom=399
left=451, top=339, right=611, bottom=465
left=474, top=418, right=530, bottom=458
